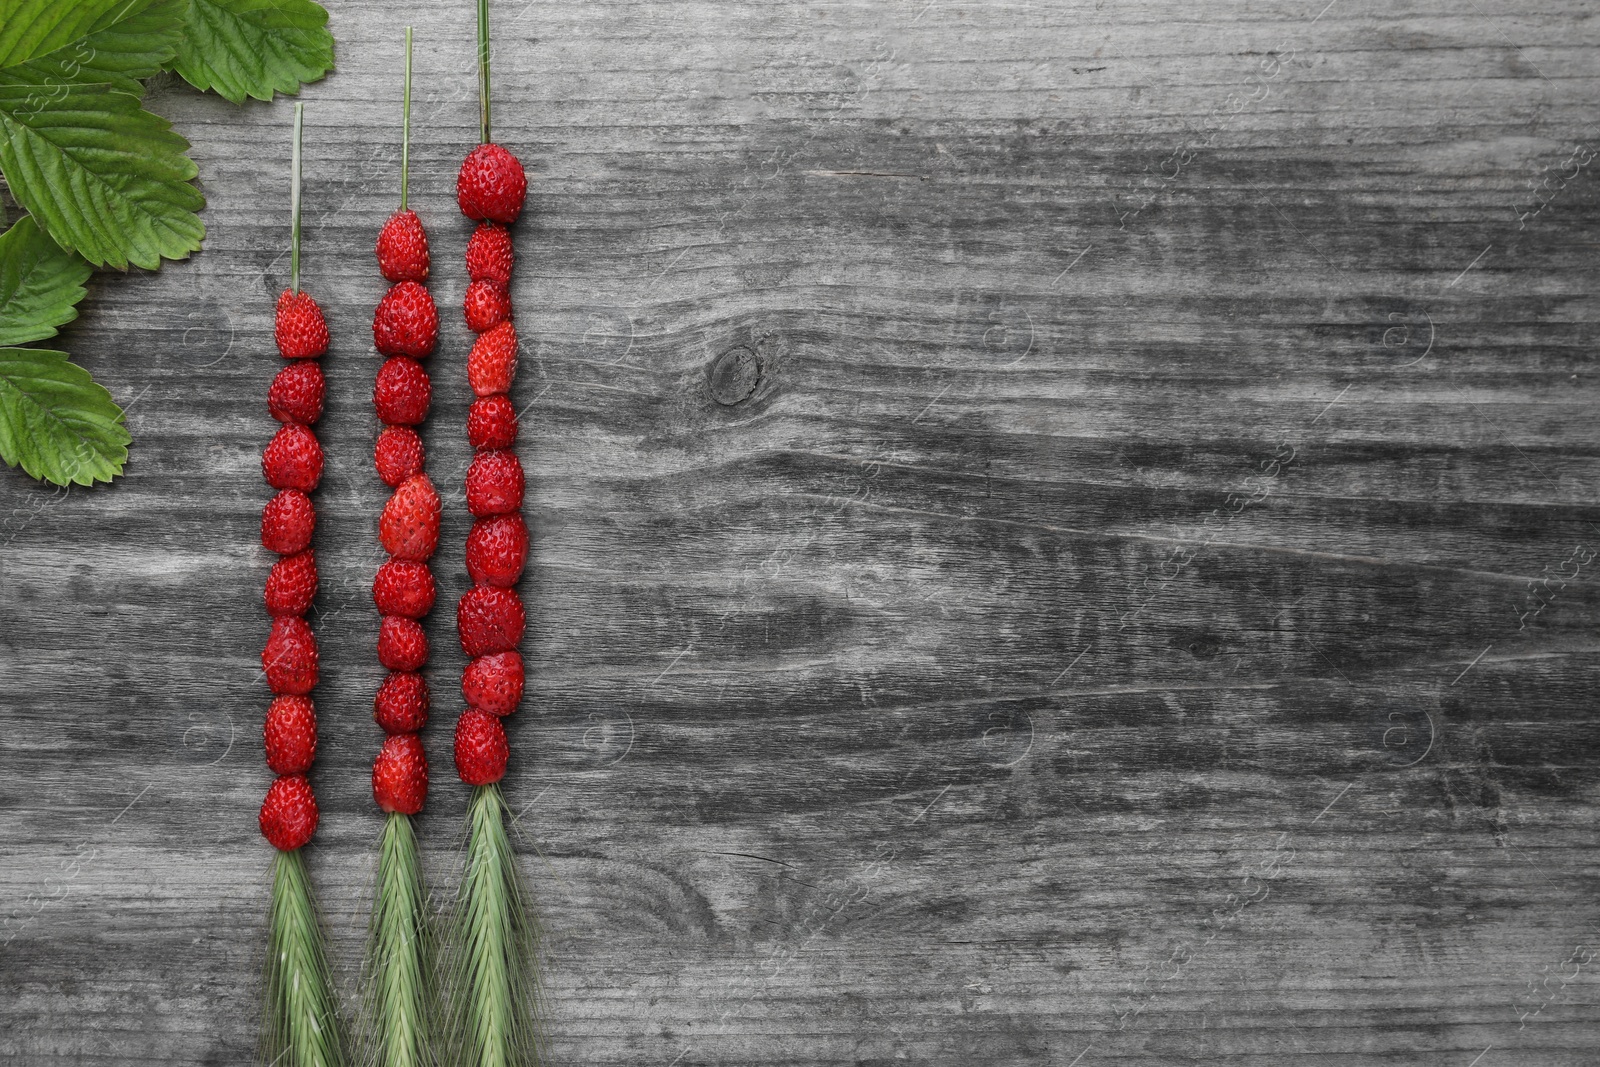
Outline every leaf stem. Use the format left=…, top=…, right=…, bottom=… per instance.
left=290, top=102, right=304, bottom=293
left=478, top=0, right=491, bottom=145
left=401, top=27, right=413, bottom=211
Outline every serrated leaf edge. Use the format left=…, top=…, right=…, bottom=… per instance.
left=0, top=346, right=129, bottom=486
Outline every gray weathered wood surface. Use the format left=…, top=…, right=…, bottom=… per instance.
left=3, top=0, right=1599, bottom=1063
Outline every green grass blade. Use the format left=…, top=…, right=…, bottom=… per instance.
left=262, top=848, right=347, bottom=1067
left=360, top=813, right=437, bottom=1067
left=443, top=785, right=544, bottom=1067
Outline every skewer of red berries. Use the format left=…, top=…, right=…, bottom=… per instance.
left=261, top=110, right=328, bottom=853
left=453, top=163, right=525, bottom=785
left=454, top=0, right=527, bottom=797
left=443, top=2, right=542, bottom=1062
left=370, top=26, right=439, bottom=829
left=362, top=28, right=441, bottom=1067
left=257, top=102, right=345, bottom=1067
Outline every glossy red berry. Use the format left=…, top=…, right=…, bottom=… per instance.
left=467, top=322, right=517, bottom=396
left=453, top=709, right=509, bottom=785
left=275, top=289, right=329, bottom=359
left=465, top=513, right=528, bottom=588
left=261, top=489, right=316, bottom=555
left=264, top=549, right=319, bottom=617
left=373, top=280, right=439, bottom=359
left=462, top=651, right=524, bottom=716
left=374, top=357, right=431, bottom=426
left=372, top=733, right=428, bottom=815
left=260, top=773, right=319, bottom=850
left=456, top=143, right=527, bottom=224
left=379, top=474, right=441, bottom=562
left=263, top=695, right=317, bottom=775
left=374, top=425, right=425, bottom=487
left=262, top=423, right=324, bottom=492
left=467, top=394, right=518, bottom=451
left=465, top=449, right=524, bottom=517
left=373, top=670, right=429, bottom=734
left=466, top=222, right=514, bottom=285
left=463, top=279, right=512, bottom=333
left=376, top=208, right=430, bottom=283
left=269, top=361, right=325, bottom=425
left=263, top=615, right=319, bottom=696
left=377, top=615, right=429, bottom=672
left=372, top=559, right=436, bottom=618
left=457, top=585, right=525, bottom=657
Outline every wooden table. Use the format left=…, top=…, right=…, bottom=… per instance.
left=2, top=1, right=1597, bottom=1062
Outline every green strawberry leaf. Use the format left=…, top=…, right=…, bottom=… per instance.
left=171, top=0, right=334, bottom=105
left=0, top=215, right=93, bottom=347
left=0, top=347, right=129, bottom=485
left=0, top=80, right=205, bottom=270
left=0, top=0, right=189, bottom=94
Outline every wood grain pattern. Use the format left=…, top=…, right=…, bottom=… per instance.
left=3, top=0, right=1599, bottom=1063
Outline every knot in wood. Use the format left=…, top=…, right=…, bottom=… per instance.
left=708, top=345, right=760, bottom=405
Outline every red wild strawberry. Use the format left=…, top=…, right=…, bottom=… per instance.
left=372, top=733, right=428, bottom=815
left=467, top=322, right=517, bottom=396
left=456, top=142, right=526, bottom=224
left=376, top=208, right=430, bottom=283
left=462, top=651, right=523, bottom=716
left=275, top=289, right=329, bottom=359
left=377, top=615, right=429, bottom=671
left=463, top=279, right=512, bottom=333
left=259, top=773, right=319, bottom=850
left=466, top=222, right=514, bottom=285
left=373, top=559, right=436, bottom=618
left=454, top=709, right=509, bottom=786
left=263, top=615, right=319, bottom=695
left=261, top=489, right=316, bottom=555
left=374, top=670, right=429, bottom=733
left=466, top=449, right=524, bottom=517
left=373, top=280, right=439, bottom=359
left=374, top=357, right=431, bottom=426
left=465, top=513, right=527, bottom=588
left=262, top=423, right=324, bottom=492
left=374, top=425, right=425, bottom=487
left=467, top=393, right=518, bottom=451
left=264, top=549, right=319, bottom=617
left=457, top=585, right=525, bottom=657
left=379, top=474, right=441, bottom=562
left=268, top=361, right=325, bottom=425
left=263, top=695, right=317, bottom=774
